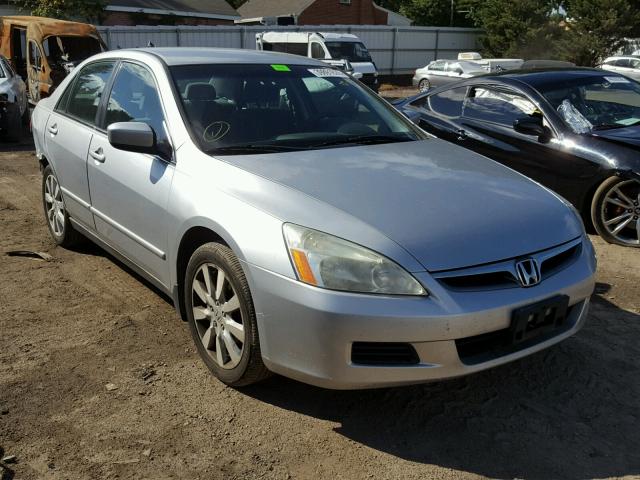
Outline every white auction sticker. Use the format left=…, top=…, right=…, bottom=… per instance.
left=308, top=68, right=348, bottom=78
left=604, top=76, right=630, bottom=83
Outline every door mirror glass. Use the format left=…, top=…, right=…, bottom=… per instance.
left=513, top=118, right=545, bottom=136
left=108, top=122, right=156, bottom=153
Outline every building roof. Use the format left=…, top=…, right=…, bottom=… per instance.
left=237, top=0, right=314, bottom=19
left=106, top=0, right=239, bottom=19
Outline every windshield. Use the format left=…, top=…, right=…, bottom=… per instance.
left=324, top=42, right=372, bottom=63
left=43, top=36, right=103, bottom=65
left=537, top=75, right=640, bottom=132
left=170, top=64, right=423, bottom=155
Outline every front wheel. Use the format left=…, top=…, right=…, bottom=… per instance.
left=418, top=78, right=431, bottom=93
left=591, top=176, right=640, bottom=247
left=184, top=242, right=270, bottom=386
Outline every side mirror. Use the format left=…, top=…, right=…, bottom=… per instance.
left=513, top=118, right=545, bottom=137
left=108, top=122, right=156, bottom=154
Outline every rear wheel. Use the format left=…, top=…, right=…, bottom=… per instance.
left=591, top=176, right=640, bottom=247
left=184, top=242, right=270, bottom=386
left=42, top=165, right=83, bottom=247
left=418, top=78, right=431, bottom=93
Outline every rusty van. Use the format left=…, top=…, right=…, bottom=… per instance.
left=0, top=16, right=106, bottom=103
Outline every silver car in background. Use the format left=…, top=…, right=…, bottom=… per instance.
left=0, top=54, right=28, bottom=139
left=600, top=56, right=640, bottom=81
left=32, top=48, right=596, bottom=389
left=412, top=59, right=485, bottom=92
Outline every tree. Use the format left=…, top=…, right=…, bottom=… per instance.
left=397, top=0, right=475, bottom=27
left=556, top=0, right=640, bottom=65
left=17, top=0, right=105, bottom=23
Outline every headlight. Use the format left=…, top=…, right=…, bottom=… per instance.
left=283, top=223, right=426, bottom=296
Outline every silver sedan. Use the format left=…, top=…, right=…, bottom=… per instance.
left=413, top=59, right=485, bottom=92
left=32, top=48, right=596, bottom=389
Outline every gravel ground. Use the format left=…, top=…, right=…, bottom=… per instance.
left=0, top=138, right=639, bottom=480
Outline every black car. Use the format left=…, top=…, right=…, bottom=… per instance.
left=395, top=68, right=640, bottom=247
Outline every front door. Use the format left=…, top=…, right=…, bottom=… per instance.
left=87, top=61, right=175, bottom=286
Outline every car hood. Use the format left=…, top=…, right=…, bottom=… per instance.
left=226, top=140, right=581, bottom=271
left=591, top=125, right=640, bottom=149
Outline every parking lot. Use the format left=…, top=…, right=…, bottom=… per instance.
left=0, top=129, right=639, bottom=479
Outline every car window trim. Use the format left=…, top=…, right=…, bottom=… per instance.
left=97, top=58, right=176, bottom=164
left=462, top=83, right=559, bottom=138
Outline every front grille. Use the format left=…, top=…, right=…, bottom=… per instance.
left=351, top=342, right=419, bottom=366
left=455, top=304, right=575, bottom=365
left=434, top=239, right=582, bottom=291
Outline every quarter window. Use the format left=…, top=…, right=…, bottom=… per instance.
left=464, top=87, right=538, bottom=126
left=105, top=62, right=169, bottom=149
left=64, top=61, right=115, bottom=125
left=311, top=42, right=325, bottom=59
left=428, top=87, right=467, bottom=117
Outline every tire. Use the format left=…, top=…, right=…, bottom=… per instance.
left=418, top=78, right=431, bottom=93
left=21, top=104, right=30, bottom=126
left=42, top=165, right=83, bottom=247
left=184, top=242, right=270, bottom=387
left=591, top=176, right=640, bottom=247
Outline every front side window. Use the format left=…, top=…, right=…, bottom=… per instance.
left=428, top=61, right=444, bottom=72
left=104, top=62, right=169, bottom=150
left=64, top=61, right=115, bottom=124
left=464, top=87, right=538, bottom=126
left=170, top=64, right=423, bottom=155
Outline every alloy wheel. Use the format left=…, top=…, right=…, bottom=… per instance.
left=44, top=174, right=65, bottom=237
left=600, top=179, right=640, bottom=246
left=191, top=263, right=245, bottom=369
left=418, top=79, right=430, bottom=93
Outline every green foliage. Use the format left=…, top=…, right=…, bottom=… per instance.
left=397, top=0, right=640, bottom=66
left=17, top=0, right=105, bottom=23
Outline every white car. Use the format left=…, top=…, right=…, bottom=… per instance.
left=600, top=56, right=640, bottom=81
left=412, top=60, right=485, bottom=92
left=0, top=54, right=28, bottom=140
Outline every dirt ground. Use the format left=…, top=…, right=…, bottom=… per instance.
left=0, top=133, right=639, bottom=480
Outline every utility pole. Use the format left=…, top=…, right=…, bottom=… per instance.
left=450, top=0, right=454, bottom=27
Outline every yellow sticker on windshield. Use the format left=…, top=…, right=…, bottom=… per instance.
left=271, top=64, right=291, bottom=72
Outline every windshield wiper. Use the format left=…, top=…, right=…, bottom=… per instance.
left=311, top=134, right=415, bottom=149
left=206, top=144, right=301, bottom=155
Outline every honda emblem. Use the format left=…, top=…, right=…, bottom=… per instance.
left=515, top=258, right=541, bottom=287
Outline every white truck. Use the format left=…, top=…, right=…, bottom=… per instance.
left=458, top=52, right=524, bottom=72
left=255, top=32, right=379, bottom=91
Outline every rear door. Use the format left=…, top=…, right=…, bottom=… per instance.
left=87, top=61, right=175, bottom=286
left=44, top=60, right=116, bottom=229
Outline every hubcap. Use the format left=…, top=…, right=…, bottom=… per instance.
left=44, top=174, right=65, bottom=236
left=601, top=179, right=640, bottom=246
left=191, top=263, right=245, bottom=369
left=419, top=79, right=430, bottom=92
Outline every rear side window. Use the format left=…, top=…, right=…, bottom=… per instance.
left=464, top=87, right=537, bottom=126
left=615, top=59, right=630, bottom=67
left=63, top=61, right=115, bottom=125
left=427, top=87, right=467, bottom=117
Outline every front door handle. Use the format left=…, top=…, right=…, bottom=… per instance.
left=90, top=147, right=105, bottom=163
left=456, top=129, right=468, bottom=141
left=47, top=124, right=58, bottom=135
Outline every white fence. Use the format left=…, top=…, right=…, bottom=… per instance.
left=97, top=25, right=482, bottom=75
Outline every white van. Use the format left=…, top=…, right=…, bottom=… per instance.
left=255, top=32, right=379, bottom=91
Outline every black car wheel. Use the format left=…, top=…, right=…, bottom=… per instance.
left=184, top=242, right=271, bottom=387
left=591, top=176, right=640, bottom=247
left=418, top=78, right=431, bottom=93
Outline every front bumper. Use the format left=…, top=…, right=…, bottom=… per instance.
left=244, top=239, right=596, bottom=389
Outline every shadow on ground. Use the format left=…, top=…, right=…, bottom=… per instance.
left=242, top=285, right=640, bottom=479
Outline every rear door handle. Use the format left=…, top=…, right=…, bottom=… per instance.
left=90, top=147, right=105, bottom=163
left=456, top=129, right=468, bottom=141
left=47, top=124, right=58, bottom=135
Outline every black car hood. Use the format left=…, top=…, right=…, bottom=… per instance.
left=591, top=125, right=640, bottom=149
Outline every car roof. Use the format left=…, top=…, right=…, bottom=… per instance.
left=481, top=67, right=616, bottom=89
left=125, top=47, right=327, bottom=67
